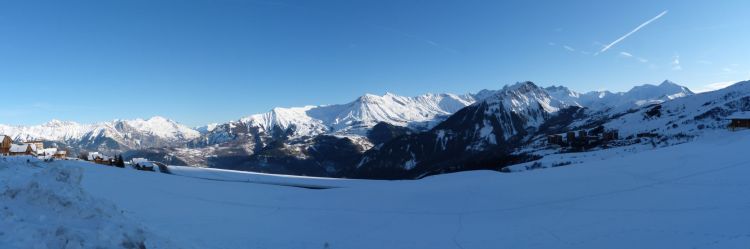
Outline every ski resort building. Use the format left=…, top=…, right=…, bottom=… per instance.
left=87, top=152, right=113, bottom=165
left=54, top=150, right=67, bottom=159
left=547, top=134, right=564, bottom=146
left=0, top=135, right=11, bottom=155
left=727, top=112, right=750, bottom=130
left=24, top=140, right=44, bottom=151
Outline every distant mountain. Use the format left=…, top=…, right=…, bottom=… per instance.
left=183, top=92, right=476, bottom=173
left=602, top=80, right=750, bottom=136
left=208, top=92, right=475, bottom=140
left=354, top=81, right=576, bottom=179
left=352, top=80, right=750, bottom=179
left=544, top=80, right=694, bottom=112
left=0, top=79, right=710, bottom=180
left=0, top=116, right=199, bottom=154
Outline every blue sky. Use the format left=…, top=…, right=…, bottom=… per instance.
left=1, top=0, right=748, bottom=126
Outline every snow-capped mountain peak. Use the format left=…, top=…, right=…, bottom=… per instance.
left=0, top=117, right=200, bottom=152
left=228, top=92, right=476, bottom=138
left=543, top=80, right=695, bottom=113
left=484, top=81, right=566, bottom=115
left=120, top=116, right=200, bottom=139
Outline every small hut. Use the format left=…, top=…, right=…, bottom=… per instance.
left=727, top=112, right=750, bottom=130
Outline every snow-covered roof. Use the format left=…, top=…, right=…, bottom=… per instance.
left=137, top=161, right=156, bottom=167
left=726, top=112, right=750, bottom=119
left=87, top=152, right=102, bottom=161
left=40, top=148, right=57, bottom=155
left=131, top=158, right=149, bottom=164
left=9, top=144, right=29, bottom=153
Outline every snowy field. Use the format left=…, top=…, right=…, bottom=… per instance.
left=3, top=130, right=750, bottom=248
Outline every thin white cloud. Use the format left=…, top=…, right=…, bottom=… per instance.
left=563, top=45, right=575, bottom=52
left=672, top=55, right=682, bottom=70
left=618, top=51, right=649, bottom=63
left=371, top=24, right=460, bottom=54
left=693, top=80, right=741, bottom=93
left=548, top=42, right=556, bottom=46
left=722, top=64, right=741, bottom=74
left=596, top=10, right=668, bottom=55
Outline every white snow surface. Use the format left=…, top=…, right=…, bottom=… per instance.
left=0, top=156, right=178, bottom=248
left=3, top=129, right=750, bottom=248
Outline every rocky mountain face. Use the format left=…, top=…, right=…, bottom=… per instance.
left=353, top=82, right=578, bottom=179
left=174, top=92, right=476, bottom=173
left=353, top=80, right=750, bottom=179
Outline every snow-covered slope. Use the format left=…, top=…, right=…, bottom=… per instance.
left=5, top=129, right=750, bottom=248
left=0, top=156, right=178, bottom=248
left=601, top=80, right=750, bottom=137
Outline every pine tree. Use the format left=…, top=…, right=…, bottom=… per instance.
left=115, top=154, right=125, bottom=168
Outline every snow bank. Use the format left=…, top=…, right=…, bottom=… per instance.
left=0, top=157, right=179, bottom=249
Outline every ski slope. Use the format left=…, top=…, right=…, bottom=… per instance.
left=3, top=130, right=750, bottom=248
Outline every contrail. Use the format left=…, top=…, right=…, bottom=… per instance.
left=596, top=10, right=668, bottom=55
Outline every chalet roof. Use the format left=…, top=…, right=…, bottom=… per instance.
left=726, top=111, right=750, bottom=120
left=9, top=144, right=29, bottom=153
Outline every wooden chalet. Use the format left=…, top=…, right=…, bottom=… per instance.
left=88, top=152, right=113, bottom=165
left=9, top=144, right=34, bottom=156
left=727, top=112, right=750, bottom=130
left=54, top=150, right=67, bottom=159
left=0, top=135, right=11, bottom=155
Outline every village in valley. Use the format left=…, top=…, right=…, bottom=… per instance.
left=0, top=134, right=161, bottom=172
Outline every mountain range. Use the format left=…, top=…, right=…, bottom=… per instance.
left=5, top=79, right=742, bottom=179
